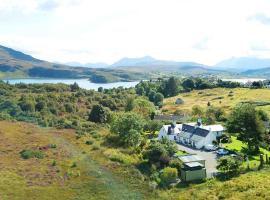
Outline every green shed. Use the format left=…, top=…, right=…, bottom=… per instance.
left=180, top=162, right=206, bottom=182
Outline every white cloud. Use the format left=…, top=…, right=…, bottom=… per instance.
left=1, top=0, right=270, bottom=65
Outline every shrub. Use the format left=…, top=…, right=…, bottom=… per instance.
left=71, top=162, right=77, bottom=168
left=160, top=167, right=178, bottom=187
left=52, top=160, right=57, bottom=166
left=92, top=144, right=100, bottom=150
left=20, top=149, right=44, bottom=159
left=217, top=156, right=242, bottom=177
left=49, top=144, right=57, bottom=148
left=85, top=140, right=94, bottom=145
left=103, top=149, right=137, bottom=165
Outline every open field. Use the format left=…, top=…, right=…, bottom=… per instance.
left=162, top=88, right=270, bottom=116
left=0, top=121, right=151, bottom=200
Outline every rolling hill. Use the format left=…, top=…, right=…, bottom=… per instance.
left=0, top=45, right=146, bottom=82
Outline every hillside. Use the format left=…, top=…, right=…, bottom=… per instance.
left=0, top=45, right=145, bottom=82
left=241, top=67, right=270, bottom=77
left=162, top=88, right=270, bottom=116
left=2, top=120, right=270, bottom=200
left=158, top=168, right=270, bottom=200
left=0, top=121, right=151, bottom=200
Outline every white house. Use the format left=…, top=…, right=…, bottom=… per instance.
left=158, top=120, right=224, bottom=149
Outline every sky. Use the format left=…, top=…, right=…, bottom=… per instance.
left=1, top=0, right=270, bottom=65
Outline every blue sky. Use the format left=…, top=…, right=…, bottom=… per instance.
left=1, top=0, right=270, bottom=65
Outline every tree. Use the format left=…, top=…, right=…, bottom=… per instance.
left=257, top=110, right=269, bottom=122
left=164, top=77, right=179, bottom=97
left=160, top=167, right=178, bottom=187
left=148, top=90, right=156, bottom=102
left=143, top=141, right=169, bottom=167
left=70, top=82, right=80, bottom=91
left=226, top=103, right=266, bottom=153
left=144, top=120, right=163, bottom=134
left=110, top=112, right=145, bottom=147
left=88, top=104, right=108, bottom=123
left=154, top=93, right=164, bottom=106
left=35, top=101, right=46, bottom=112
left=125, top=97, right=135, bottom=111
left=19, top=99, right=35, bottom=112
left=217, top=156, right=241, bottom=177
left=133, top=97, right=156, bottom=118
left=160, top=138, right=177, bottom=156
left=182, top=78, right=195, bottom=91
left=98, top=87, right=104, bottom=93
left=251, top=81, right=263, bottom=89
left=143, top=139, right=177, bottom=167
left=124, top=129, right=142, bottom=147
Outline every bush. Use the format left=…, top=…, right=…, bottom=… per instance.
left=217, top=156, right=242, bottom=177
left=52, top=160, right=57, bottom=166
left=103, top=149, right=137, bottom=165
left=92, top=144, right=100, bottom=150
left=20, top=149, right=44, bottom=159
left=160, top=167, right=178, bottom=187
left=49, top=144, right=57, bottom=148
left=85, top=140, right=94, bottom=145
left=71, top=162, right=77, bottom=168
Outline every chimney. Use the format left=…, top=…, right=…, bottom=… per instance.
left=197, top=118, right=202, bottom=127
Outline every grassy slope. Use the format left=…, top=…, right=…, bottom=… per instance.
left=163, top=88, right=270, bottom=115
left=0, top=121, right=151, bottom=200
left=158, top=168, right=270, bottom=200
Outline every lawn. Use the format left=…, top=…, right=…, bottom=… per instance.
left=223, top=136, right=270, bottom=167
left=162, top=88, right=270, bottom=116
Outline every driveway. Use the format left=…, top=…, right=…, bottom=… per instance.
left=177, top=144, right=218, bottom=177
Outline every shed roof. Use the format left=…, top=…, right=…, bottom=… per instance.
left=184, top=162, right=204, bottom=168
left=178, top=155, right=205, bottom=163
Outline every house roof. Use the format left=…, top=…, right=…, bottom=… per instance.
left=182, top=124, right=195, bottom=133
left=193, top=128, right=210, bottom=137
left=203, top=124, right=224, bottom=132
left=178, top=155, right=205, bottom=163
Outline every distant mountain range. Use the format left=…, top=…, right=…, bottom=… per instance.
left=1, top=44, right=270, bottom=81
left=64, top=61, right=109, bottom=68
left=214, top=57, right=270, bottom=72
left=0, top=45, right=145, bottom=83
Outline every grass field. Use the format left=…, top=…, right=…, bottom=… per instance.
left=158, top=167, right=270, bottom=200
left=0, top=121, right=151, bottom=200
left=162, top=88, right=270, bottom=116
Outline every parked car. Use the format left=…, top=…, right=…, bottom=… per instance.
left=204, top=144, right=218, bottom=151
left=216, top=148, right=229, bottom=156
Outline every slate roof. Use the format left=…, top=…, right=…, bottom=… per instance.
left=182, top=124, right=195, bottom=133
left=181, top=124, right=210, bottom=138
left=193, top=128, right=210, bottom=137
